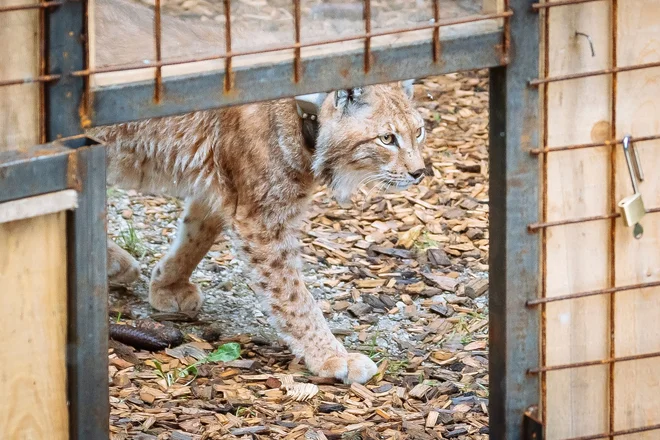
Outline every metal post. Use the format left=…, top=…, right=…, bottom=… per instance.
left=66, top=144, right=109, bottom=440
left=488, top=0, right=541, bottom=438
left=45, top=0, right=110, bottom=438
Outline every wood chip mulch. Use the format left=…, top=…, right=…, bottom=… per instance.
left=108, top=71, right=491, bottom=440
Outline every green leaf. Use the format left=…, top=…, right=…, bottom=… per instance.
left=206, top=342, right=241, bottom=363
left=183, top=365, right=198, bottom=377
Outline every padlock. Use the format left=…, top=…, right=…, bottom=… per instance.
left=617, top=135, right=645, bottom=238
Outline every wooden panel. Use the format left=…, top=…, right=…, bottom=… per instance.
left=0, top=212, right=69, bottom=439
left=612, top=1, right=660, bottom=435
left=482, top=0, right=503, bottom=14
left=543, top=2, right=612, bottom=439
left=0, top=1, right=41, bottom=150
left=545, top=223, right=609, bottom=439
left=0, top=190, right=78, bottom=224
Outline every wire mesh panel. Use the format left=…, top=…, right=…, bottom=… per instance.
left=84, top=0, right=512, bottom=125
left=527, top=0, right=660, bottom=438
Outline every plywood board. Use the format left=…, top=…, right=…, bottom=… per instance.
left=0, top=212, right=69, bottom=440
left=0, top=190, right=78, bottom=224
left=612, top=1, right=660, bottom=435
left=0, top=1, right=41, bottom=150
left=544, top=2, right=612, bottom=439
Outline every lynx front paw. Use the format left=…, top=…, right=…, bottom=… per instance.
left=317, top=352, right=378, bottom=384
left=149, top=281, right=204, bottom=313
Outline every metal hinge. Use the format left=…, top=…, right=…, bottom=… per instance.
left=524, top=406, right=543, bottom=440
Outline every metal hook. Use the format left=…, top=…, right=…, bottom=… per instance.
left=575, top=32, right=596, bottom=57
left=622, top=135, right=644, bottom=192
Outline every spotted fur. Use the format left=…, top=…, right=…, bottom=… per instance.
left=94, top=82, right=426, bottom=384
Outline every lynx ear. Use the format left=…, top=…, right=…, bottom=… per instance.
left=400, top=79, right=415, bottom=100
left=334, top=87, right=364, bottom=108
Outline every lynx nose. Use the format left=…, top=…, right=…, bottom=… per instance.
left=409, top=169, right=425, bottom=180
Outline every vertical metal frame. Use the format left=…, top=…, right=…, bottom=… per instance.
left=44, top=0, right=110, bottom=438
left=489, top=0, right=541, bottom=438
left=66, top=143, right=109, bottom=440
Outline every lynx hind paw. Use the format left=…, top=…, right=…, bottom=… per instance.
left=317, top=352, right=378, bottom=384
left=149, top=281, right=204, bottom=314
left=108, top=249, right=141, bottom=286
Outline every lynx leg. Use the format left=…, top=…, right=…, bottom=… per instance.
left=149, top=199, right=225, bottom=313
left=234, top=217, right=377, bottom=384
left=108, top=239, right=141, bottom=286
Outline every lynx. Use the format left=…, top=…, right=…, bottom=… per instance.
left=94, top=82, right=427, bottom=384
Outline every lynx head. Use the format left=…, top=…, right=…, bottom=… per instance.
left=312, top=81, right=427, bottom=206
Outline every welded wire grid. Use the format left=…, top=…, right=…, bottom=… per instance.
left=529, top=0, right=660, bottom=439
left=0, top=0, right=512, bottom=123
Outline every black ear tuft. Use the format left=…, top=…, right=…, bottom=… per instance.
left=334, top=87, right=364, bottom=108
left=400, top=79, right=415, bottom=99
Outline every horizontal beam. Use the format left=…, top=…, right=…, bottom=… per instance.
left=0, top=136, right=100, bottom=203
left=91, top=28, right=506, bottom=126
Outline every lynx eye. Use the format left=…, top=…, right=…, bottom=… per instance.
left=416, top=126, right=425, bottom=140
left=378, top=133, right=396, bottom=146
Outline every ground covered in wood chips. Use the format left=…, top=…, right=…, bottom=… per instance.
left=107, top=71, right=491, bottom=440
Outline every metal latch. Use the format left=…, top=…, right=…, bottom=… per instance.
left=524, top=406, right=543, bottom=440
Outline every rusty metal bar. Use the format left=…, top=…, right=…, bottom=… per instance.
left=293, top=0, right=301, bottom=82
left=529, top=350, right=660, bottom=374
left=539, top=0, right=550, bottom=427
left=527, top=280, right=660, bottom=306
left=560, top=423, right=660, bottom=440
left=154, top=0, right=163, bottom=102
left=363, top=0, right=371, bottom=73
left=502, top=0, right=510, bottom=60
left=38, top=0, right=47, bottom=142
left=528, top=206, right=660, bottom=230
left=432, top=0, right=440, bottom=63
left=607, top=1, right=618, bottom=437
left=0, top=74, right=61, bottom=88
left=223, top=0, right=232, bottom=92
left=530, top=133, right=660, bottom=154
left=531, top=0, right=604, bottom=10
left=530, top=60, right=660, bottom=86
left=0, top=0, right=67, bottom=13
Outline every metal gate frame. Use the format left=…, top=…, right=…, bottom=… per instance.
left=0, top=0, right=543, bottom=439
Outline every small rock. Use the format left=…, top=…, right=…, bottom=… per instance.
left=121, top=209, right=133, bottom=219
left=347, top=303, right=373, bottom=317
